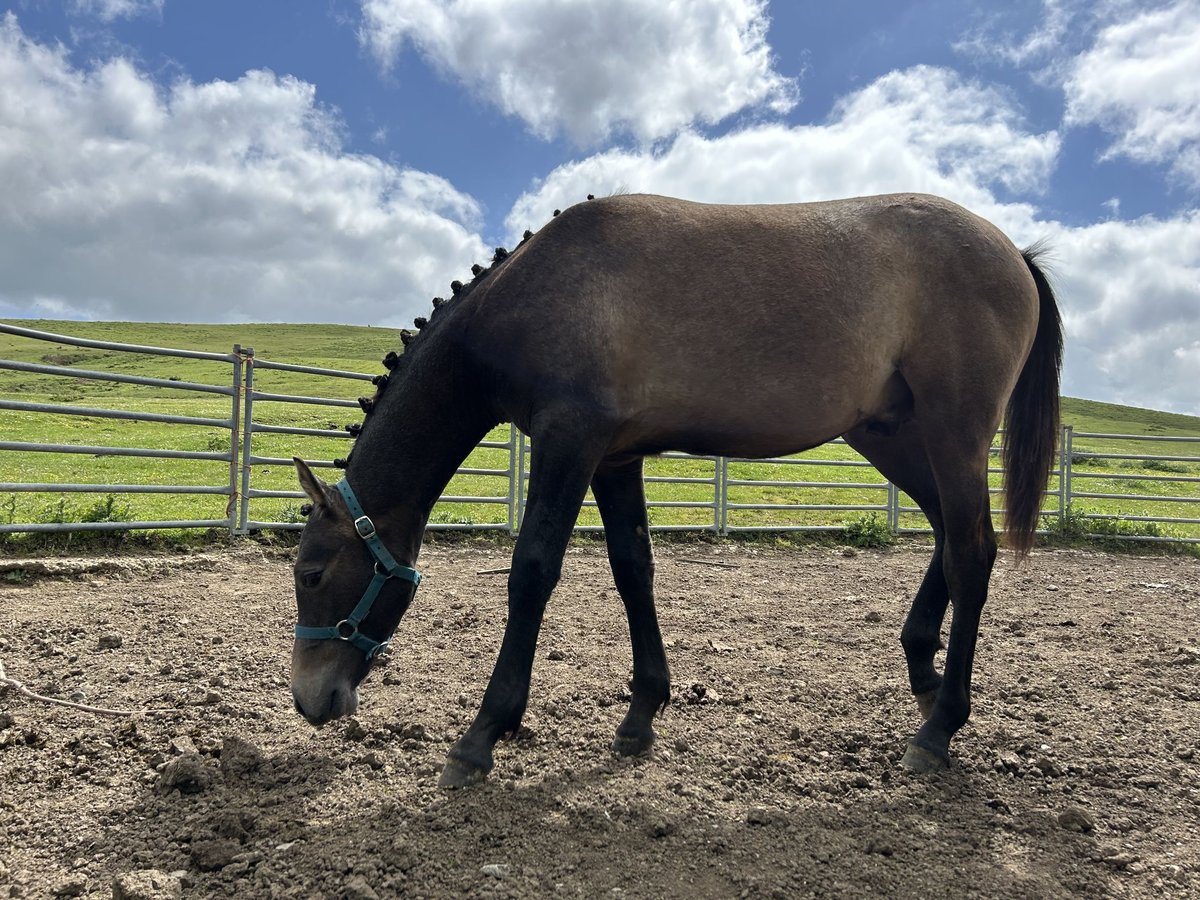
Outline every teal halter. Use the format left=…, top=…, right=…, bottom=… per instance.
left=293, top=479, right=421, bottom=660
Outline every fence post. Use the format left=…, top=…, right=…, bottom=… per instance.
left=227, top=346, right=243, bottom=536
left=237, top=348, right=255, bottom=534
left=887, top=481, right=900, bottom=534
left=1060, top=423, right=1073, bottom=525
left=517, top=432, right=529, bottom=532
left=718, top=456, right=729, bottom=535
left=506, top=424, right=519, bottom=535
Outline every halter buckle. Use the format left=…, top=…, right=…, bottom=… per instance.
left=354, top=515, right=376, bottom=538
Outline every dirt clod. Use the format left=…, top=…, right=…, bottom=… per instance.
left=156, top=753, right=218, bottom=795
left=188, top=838, right=241, bottom=872
left=1058, top=807, right=1097, bottom=833
left=220, top=735, right=263, bottom=778
left=110, top=869, right=182, bottom=900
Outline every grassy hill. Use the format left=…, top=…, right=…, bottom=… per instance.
left=1, top=319, right=1198, bottom=544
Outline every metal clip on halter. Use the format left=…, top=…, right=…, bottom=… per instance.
left=293, top=479, right=422, bottom=659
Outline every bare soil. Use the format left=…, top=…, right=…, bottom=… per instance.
left=1, top=541, right=1198, bottom=899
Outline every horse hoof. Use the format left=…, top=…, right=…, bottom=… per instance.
left=438, top=756, right=489, bottom=790
left=901, top=740, right=949, bottom=773
left=610, top=732, right=654, bottom=758
left=914, top=690, right=938, bottom=720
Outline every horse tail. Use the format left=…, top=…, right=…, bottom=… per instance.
left=1002, top=245, right=1064, bottom=557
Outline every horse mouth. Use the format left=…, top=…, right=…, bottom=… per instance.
left=292, top=683, right=359, bottom=726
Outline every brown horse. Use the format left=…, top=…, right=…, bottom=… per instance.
left=290, top=193, right=1063, bottom=788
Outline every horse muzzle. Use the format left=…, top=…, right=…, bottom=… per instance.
left=292, top=678, right=359, bottom=727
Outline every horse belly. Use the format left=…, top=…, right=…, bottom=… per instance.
left=617, top=364, right=908, bottom=460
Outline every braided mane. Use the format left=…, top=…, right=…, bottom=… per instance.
left=312, top=198, right=596, bottom=492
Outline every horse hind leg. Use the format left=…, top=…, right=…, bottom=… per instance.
left=845, top=424, right=949, bottom=722
left=591, top=458, right=670, bottom=757
left=903, top=431, right=998, bottom=773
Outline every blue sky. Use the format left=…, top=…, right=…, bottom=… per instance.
left=1, top=0, right=1198, bottom=414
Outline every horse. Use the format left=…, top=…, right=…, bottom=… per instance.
left=289, top=192, right=1063, bottom=789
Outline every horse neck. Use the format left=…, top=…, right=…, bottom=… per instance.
left=343, top=330, right=495, bottom=560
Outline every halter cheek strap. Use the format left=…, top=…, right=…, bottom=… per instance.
left=293, top=479, right=421, bottom=659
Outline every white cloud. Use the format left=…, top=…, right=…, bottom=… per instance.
left=505, top=64, right=1200, bottom=414
left=1046, top=213, right=1200, bottom=413
left=358, top=0, right=798, bottom=145
left=0, top=14, right=488, bottom=326
left=72, top=0, right=164, bottom=22
left=1064, top=0, right=1200, bottom=186
left=506, top=67, right=1058, bottom=237
left=954, top=0, right=1078, bottom=69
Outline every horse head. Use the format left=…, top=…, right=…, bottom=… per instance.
left=289, top=458, right=420, bottom=726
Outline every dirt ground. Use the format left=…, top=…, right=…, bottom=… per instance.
left=0, top=540, right=1198, bottom=899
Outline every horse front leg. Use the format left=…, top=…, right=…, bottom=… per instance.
left=592, top=458, right=670, bottom=757
left=439, top=428, right=604, bottom=789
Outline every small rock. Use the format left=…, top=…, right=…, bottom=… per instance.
left=358, top=751, right=386, bottom=770
left=157, top=753, right=218, bottom=795
left=863, top=610, right=883, bottom=624
left=342, top=875, right=380, bottom=900
left=169, top=734, right=197, bottom=756
left=746, top=807, right=773, bottom=826
left=480, top=864, right=510, bottom=879
left=995, top=751, right=1022, bottom=774
left=50, top=873, right=87, bottom=897
left=97, top=633, right=123, bottom=650
left=1099, top=849, right=1140, bottom=869
left=0, top=712, right=14, bottom=729
left=1058, top=807, right=1096, bottom=833
left=344, top=718, right=368, bottom=741
left=647, top=819, right=676, bottom=839
left=1034, top=756, right=1065, bottom=778
left=190, top=838, right=241, bottom=872
left=111, top=869, right=182, bottom=900
left=851, top=774, right=872, bottom=789
left=673, top=737, right=691, bottom=753
left=842, top=547, right=857, bottom=557
left=547, top=649, right=566, bottom=661
left=220, top=736, right=263, bottom=778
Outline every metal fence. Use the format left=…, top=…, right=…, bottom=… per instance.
left=1, top=322, right=1198, bottom=543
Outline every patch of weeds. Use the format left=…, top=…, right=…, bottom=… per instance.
left=843, top=514, right=895, bottom=549
left=40, top=352, right=89, bottom=366
left=81, top=495, right=133, bottom=524
left=1137, top=458, right=1193, bottom=475
left=1043, top=504, right=1198, bottom=557
left=276, top=503, right=307, bottom=525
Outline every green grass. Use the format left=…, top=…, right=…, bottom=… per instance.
left=2, top=319, right=1198, bottom=548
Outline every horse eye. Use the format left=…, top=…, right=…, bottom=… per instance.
left=299, top=571, right=323, bottom=589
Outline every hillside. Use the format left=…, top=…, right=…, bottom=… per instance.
left=4, top=319, right=1199, bottom=434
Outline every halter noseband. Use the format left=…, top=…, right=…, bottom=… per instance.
left=293, top=479, right=421, bottom=659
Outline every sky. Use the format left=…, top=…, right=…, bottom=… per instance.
left=0, top=1, right=1198, bottom=415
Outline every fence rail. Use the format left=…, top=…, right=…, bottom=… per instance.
left=2, top=322, right=1199, bottom=543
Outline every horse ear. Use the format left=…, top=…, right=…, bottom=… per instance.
left=294, top=458, right=328, bottom=507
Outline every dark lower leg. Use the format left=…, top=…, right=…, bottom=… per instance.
left=905, top=523, right=996, bottom=769
left=900, top=537, right=949, bottom=711
left=592, top=461, right=670, bottom=756
left=441, top=434, right=600, bottom=787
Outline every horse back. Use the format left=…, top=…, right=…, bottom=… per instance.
left=465, top=193, right=1039, bottom=458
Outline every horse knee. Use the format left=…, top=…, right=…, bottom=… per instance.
left=508, top=552, right=561, bottom=603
